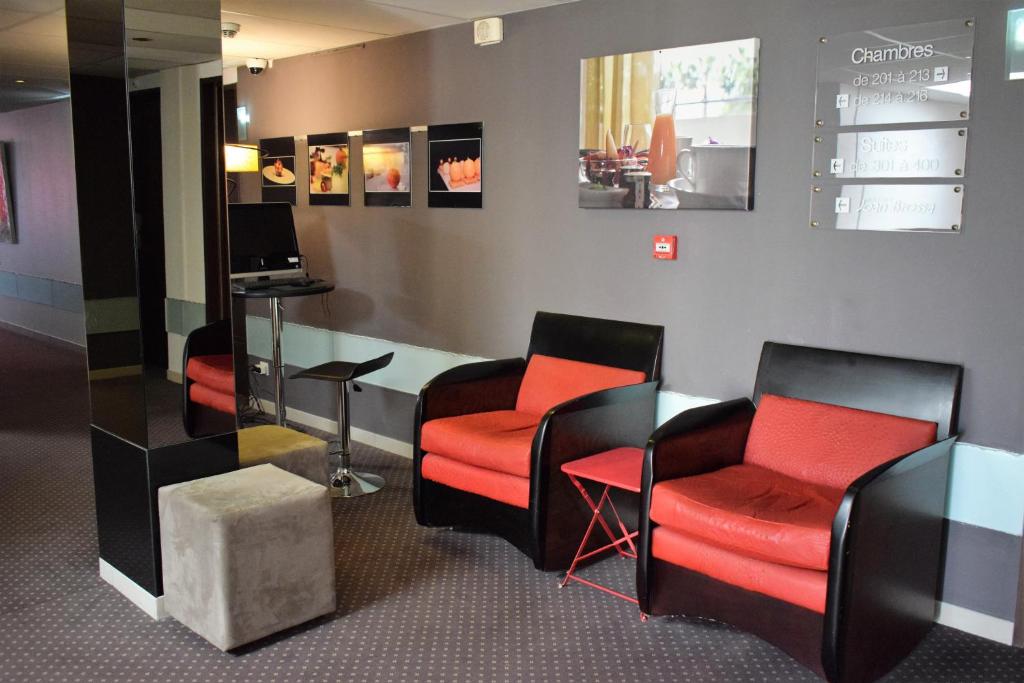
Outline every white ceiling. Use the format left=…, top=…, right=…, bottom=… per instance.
left=219, top=0, right=580, bottom=68
left=0, top=0, right=579, bottom=112
left=0, top=1, right=68, bottom=112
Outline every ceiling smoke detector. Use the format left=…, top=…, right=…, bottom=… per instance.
left=221, top=22, right=240, bottom=39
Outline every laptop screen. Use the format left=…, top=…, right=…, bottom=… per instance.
left=228, top=202, right=302, bottom=278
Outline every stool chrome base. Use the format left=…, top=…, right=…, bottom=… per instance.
left=329, top=440, right=385, bottom=498
left=329, top=467, right=385, bottom=498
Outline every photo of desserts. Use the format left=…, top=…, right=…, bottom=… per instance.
left=260, top=136, right=297, bottom=205
left=309, top=145, right=348, bottom=194
left=362, top=128, right=411, bottom=207
left=262, top=156, right=296, bottom=186
left=308, top=133, right=349, bottom=206
left=428, top=122, right=483, bottom=208
left=363, top=142, right=409, bottom=192
left=430, top=139, right=481, bottom=193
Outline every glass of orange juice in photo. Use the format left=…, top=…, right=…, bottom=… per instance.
left=648, top=88, right=679, bottom=208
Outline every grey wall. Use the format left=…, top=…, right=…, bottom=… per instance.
left=237, top=0, right=1024, bottom=454
left=0, top=100, right=83, bottom=343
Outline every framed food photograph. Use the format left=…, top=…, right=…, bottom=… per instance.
left=308, top=132, right=350, bottom=206
left=428, top=122, right=482, bottom=208
left=260, top=136, right=297, bottom=205
left=363, top=127, right=411, bottom=207
left=0, top=142, right=14, bottom=244
left=579, top=38, right=759, bottom=210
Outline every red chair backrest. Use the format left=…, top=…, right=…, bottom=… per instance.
left=743, top=394, right=938, bottom=490
left=515, top=354, right=645, bottom=417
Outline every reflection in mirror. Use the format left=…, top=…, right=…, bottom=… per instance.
left=123, top=0, right=233, bottom=447
left=67, top=0, right=232, bottom=448
left=66, top=0, right=149, bottom=445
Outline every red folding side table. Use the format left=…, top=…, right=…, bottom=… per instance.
left=559, top=446, right=645, bottom=607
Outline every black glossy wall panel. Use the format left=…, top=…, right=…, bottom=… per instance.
left=91, top=426, right=238, bottom=596
left=91, top=427, right=155, bottom=592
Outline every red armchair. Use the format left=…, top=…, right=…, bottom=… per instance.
left=182, top=319, right=236, bottom=438
left=414, top=311, right=664, bottom=570
left=637, top=342, right=962, bottom=683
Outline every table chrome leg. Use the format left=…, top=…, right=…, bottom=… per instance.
left=269, top=297, right=285, bottom=426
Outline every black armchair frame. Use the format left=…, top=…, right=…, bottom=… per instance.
left=636, top=342, right=963, bottom=683
left=414, top=311, right=664, bottom=571
left=182, top=319, right=236, bottom=438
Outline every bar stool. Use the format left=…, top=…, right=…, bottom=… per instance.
left=291, top=352, right=394, bottom=498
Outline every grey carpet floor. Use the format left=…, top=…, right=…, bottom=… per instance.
left=1, top=325, right=1022, bottom=682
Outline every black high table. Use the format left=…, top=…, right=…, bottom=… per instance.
left=232, top=279, right=334, bottom=426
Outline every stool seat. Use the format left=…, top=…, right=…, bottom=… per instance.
left=290, top=352, right=395, bottom=498
left=290, top=353, right=393, bottom=383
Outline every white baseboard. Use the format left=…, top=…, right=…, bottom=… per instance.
left=99, top=558, right=166, bottom=620
left=257, top=400, right=414, bottom=459
left=936, top=601, right=1015, bottom=645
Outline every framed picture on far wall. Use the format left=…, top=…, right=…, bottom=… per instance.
left=428, top=122, right=482, bottom=208
left=308, top=132, right=349, bottom=206
left=260, top=136, right=297, bottom=205
left=0, top=142, right=15, bottom=244
left=579, top=38, right=759, bottom=210
left=363, top=127, right=410, bottom=207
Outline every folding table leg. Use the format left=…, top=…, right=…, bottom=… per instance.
left=567, top=475, right=632, bottom=557
left=560, top=484, right=611, bottom=588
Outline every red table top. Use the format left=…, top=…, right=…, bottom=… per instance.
left=560, top=447, right=645, bottom=493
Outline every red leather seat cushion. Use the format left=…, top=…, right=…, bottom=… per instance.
left=651, top=526, right=828, bottom=613
left=515, top=354, right=645, bottom=416
left=744, top=394, right=938, bottom=490
left=421, top=453, right=530, bottom=509
left=189, top=382, right=236, bottom=415
left=420, top=410, right=539, bottom=478
left=650, top=464, right=842, bottom=571
left=186, top=354, right=235, bottom=395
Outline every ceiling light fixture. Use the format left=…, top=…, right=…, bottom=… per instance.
left=14, top=79, right=25, bottom=84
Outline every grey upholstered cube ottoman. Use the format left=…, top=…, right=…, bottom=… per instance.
left=238, top=425, right=329, bottom=485
left=158, top=464, right=336, bottom=651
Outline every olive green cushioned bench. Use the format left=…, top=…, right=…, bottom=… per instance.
left=238, top=425, right=329, bottom=486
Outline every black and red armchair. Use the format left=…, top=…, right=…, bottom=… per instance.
left=182, top=319, right=236, bottom=438
left=414, top=311, right=664, bottom=571
left=636, top=342, right=962, bottom=682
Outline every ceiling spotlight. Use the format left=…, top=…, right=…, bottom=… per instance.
left=221, top=22, right=240, bottom=38
left=14, top=79, right=25, bottom=84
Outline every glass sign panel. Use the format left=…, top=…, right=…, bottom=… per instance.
left=810, top=183, right=963, bottom=233
left=1008, top=8, right=1024, bottom=80
left=813, top=128, right=967, bottom=179
left=815, top=18, right=975, bottom=127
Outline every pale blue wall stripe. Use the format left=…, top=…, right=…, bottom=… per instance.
left=0, top=271, right=16, bottom=297
left=947, top=444, right=1024, bottom=536
left=0, top=269, right=83, bottom=312
left=164, top=298, right=207, bottom=336
left=248, top=314, right=1024, bottom=538
left=15, top=274, right=52, bottom=306
left=51, top=281, right=84, bottom=313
